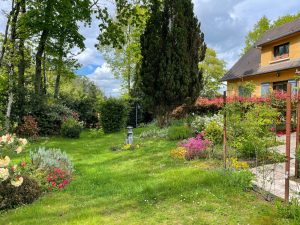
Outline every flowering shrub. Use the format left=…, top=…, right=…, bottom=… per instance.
left=30, top=148, right=73, bottom=190
left=17, top=116, right=39, bottom=139
left=122, top=144, right=140, bottom=151
left=61, top=117, right=83, bottom=139
left=191, top=114, right=223, bottom=133
left=180, top=134, right=211, bottom=160
left=47, top=167, right=71, bottom=189
left=170, top=147, right=187, bottom=159
left=30, top=147, right=73, bottom=174
left=0, top=134, right=28, bottom=187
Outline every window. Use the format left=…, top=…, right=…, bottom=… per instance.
left=273, top=81, right=288, bottom=92
left=261, top=83, right=270, bottom=97
left=274, top=43, right=289, bottom=60
left=238, top=86, right=249, bottom=97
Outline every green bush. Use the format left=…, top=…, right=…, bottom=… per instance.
left=276, top=198, right=300, bottom=221
left=167, top=125, right=192, bottom=140
left=0, top=176, right=41, bottom=210
left=100, top=98, right=128, bottom=133
left=205, top=121, right=223, bottom=145
left=61, top=118, right=83, bottom=138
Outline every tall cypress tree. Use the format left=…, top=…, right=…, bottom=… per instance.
left=140, top=0, right=206, bottom=125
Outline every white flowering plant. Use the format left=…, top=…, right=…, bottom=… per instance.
left=0, top=134, right=28, bottom=187
left=191, top=114, right=223, bottom=133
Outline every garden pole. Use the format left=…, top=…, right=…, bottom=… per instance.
left=285, top=83, right=292, bottom=203
left=223, top=91, right=227, bottom=169
left=296, top=84, right=300, bottom=178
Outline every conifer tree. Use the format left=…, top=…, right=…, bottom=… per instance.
left=140, top=0, right=206, bottom=125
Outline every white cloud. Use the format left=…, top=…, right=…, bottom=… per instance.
left=87, top=63, right=122, bottom=97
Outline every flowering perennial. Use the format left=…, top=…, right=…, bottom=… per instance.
left=180, top=134, right=211, bottom=160
left=47, top=167, right=71, bottom=189
left=0, top=134, right=28, bottom=187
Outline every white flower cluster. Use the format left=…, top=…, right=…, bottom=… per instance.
left=191, top=114, right=224, bottom=133
left=0, top=134, right=28, bottom=187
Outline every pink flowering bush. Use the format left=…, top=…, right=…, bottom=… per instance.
left=180, top=133, right=212, bottom=160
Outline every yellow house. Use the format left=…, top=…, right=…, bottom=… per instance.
left=222, top=18, right=300, bottom=97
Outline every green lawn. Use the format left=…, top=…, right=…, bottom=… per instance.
left=0, top=128, right=293, bottom=225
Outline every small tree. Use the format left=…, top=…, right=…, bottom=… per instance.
left=140, top=0, right=206, bottom=126
left=100, top=98, right=128, bottom=133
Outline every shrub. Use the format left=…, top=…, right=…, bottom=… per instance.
left=0, top=134, right=28, bottom=187
left=30, top=148, right=73, bottom=190
left=167, top=125, right=193, bottom=140
left=30, top=147, right=74, bottom=174
left=205, top=121, right=223, bottom=145
left=61, top=118, right=83, bottom=138
left=100, top=98, right=128, bottom=133
left=17, top=116, right=39, bottom=139
left=191, top=114, right=223, bottom=133
left=180, top=134, right=211, bottom=160
left=0, top=176, right=41, bottom=210
left=31, top=101, right=75, bottom=135
left=139, top=128, right=168, bottom=139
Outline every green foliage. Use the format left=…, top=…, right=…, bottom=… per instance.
left=243, top=16, right=270, bottom=54
left=31, top=102, right=74, bottom=135
left=205, top=121, right=223, bottom=145
left=140, top=0, right=206, bottom=125
left=0, top=176, right=41, bottom=210
left=226, top=103, right=279, bottom=159
left=243, top=13, right=300, bottom=54
left=239, top=81, right=256, bottom=97
left=167, top=125, right=192, bottom=141
left=100, top=98, right=129, bottom=133
left=30, top=147, right=74, bottom=174
left=220, top=169, right=254, bottom=190
left=276, top=198, right=300, bottom=221
left=61, top=118, right=83, bottom=139
left=199, top=48, right=226, bottom=97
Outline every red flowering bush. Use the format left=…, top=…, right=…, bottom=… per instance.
left=17, top=116, right=39, bottom=139
left=180, top=133, right=212, bottom=160
left=47, top=167, right=71, bottom=189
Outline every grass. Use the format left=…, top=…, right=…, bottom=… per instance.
left=0, top=128, right=295, bottom=225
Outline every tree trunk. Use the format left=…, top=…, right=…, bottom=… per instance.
left=17, top=0, right=26, bottom=121
left=43, top=52, right=47, bottom=94
left=5, top=0, right=20, bottom=132
left=35, top=29, right=48, bottom=95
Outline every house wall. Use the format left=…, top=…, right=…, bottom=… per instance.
left=227, top=69, right=298, bottom=97
left=261, top=33, right=300, bottom=66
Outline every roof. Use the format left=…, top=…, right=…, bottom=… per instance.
left=221, top=47, right=260, bottom=81
left=222, top=18, right=300, bottom=82
left=256, top=18, right=300, bottom=46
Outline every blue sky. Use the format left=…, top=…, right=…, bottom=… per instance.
left=1, top=0, right=300, bottom=96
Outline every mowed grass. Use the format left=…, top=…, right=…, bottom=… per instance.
left=0, top=128, right=293, bottom=225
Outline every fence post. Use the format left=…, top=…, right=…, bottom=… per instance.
left=285, top=83, right=292, bottom=203
left=296, top=84, right=300, bottom=178
left=223, top=91, right=227, bottom=169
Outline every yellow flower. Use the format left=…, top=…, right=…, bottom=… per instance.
left=170, top=147, right=187, bottom=160
left=122, top=144, right=132, bottom=151
left=16, top=146, right=23, bottom=154
left=0, top=168, right=9, bottom=181
left=11, top=176, right=24, bottom=187
left=0, top=156, right=10, bottom=167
